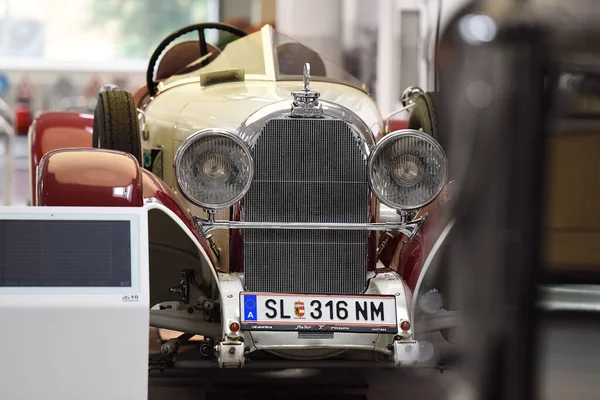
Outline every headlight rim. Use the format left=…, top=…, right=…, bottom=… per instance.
left=368, top=129, right=447, bottom=211
left=173, top=127, right=255, bottom=211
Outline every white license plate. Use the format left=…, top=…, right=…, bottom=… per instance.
left=240, top=292, right=398, bottom=333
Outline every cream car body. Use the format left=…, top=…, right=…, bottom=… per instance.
left=28, top=24, right=450, bottom=369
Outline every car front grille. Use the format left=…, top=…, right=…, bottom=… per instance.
left=243, top=118, right=370, bottom=294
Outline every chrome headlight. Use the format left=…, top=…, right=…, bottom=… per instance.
left=368, top=129, right=447, bottom=210
left=174, top=128, right=254, bottom=210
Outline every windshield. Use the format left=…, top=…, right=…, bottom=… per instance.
left=161, top=25, right=367, bottom=92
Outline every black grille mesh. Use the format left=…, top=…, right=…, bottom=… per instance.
left=243, top=118, right=369, bottom=294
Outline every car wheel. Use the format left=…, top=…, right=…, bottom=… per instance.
left=92, top=89, right=143, bottom=166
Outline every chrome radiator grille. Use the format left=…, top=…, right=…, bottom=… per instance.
left=243, top=118, right=369, bottom=294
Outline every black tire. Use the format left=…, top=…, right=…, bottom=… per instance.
left=407, top=92, right=443, bottom=145
left=93, top=90, right=143, bottom=165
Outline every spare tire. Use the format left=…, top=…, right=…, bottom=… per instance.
left=92, top=89, right=143, bottom=166
left=407, top=92, right=443, bottom=145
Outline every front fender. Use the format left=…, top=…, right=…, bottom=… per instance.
left=142, top=169, right=218, bottom=267
left=386, top=181, right=455, bottom=292
left=37, top=148, right=143, bottom=207
left=36, top=147, right=220, bottom=279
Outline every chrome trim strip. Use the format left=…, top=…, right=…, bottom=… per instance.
left=538, top=284, right=600, bottom=312
left=137, top=108, right=148, bottom=140
left=196, top=217, right=427, bottom=239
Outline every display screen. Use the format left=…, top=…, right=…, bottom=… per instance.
left=0, top=220, right=132, bottom=287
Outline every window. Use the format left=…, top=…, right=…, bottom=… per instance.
left=0, top=0, right=218, bottom=62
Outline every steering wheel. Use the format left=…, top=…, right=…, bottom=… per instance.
left=146, top=22, right=247, bottom=96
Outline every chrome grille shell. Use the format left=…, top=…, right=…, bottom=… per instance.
left=237, top=100, right=376, bottom=295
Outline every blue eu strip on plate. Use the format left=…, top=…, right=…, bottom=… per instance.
left=243, top=294, right=257, bottom=321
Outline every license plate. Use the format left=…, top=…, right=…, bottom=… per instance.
left=240, top=292, right=398, bottom=333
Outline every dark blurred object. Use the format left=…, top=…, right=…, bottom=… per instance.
left=542, top=66, right=600, bottom=286
left=436, top=2, right=569, bottom=400
left=437, top=0, right=600, bottom=396
left=555, top=68, right=600, bottom=118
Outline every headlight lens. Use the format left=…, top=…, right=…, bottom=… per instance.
left=368, top=129, right=447, bottom=210
left=174, top=129, right=254, bottom=210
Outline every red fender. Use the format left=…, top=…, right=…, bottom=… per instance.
left=29, top=111, right=93, bottom=205
left=402, top=182, right=454, bottom=291
left=142, top=169, right=217, bottom=265
left=378, top=182, right=454, bottom=292
left=36, top=147, right=217, bottom=266
left=37, top=148, right=143, bottom=207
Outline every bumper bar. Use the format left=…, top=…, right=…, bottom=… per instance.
left=196, top=215, right=427, bottom=238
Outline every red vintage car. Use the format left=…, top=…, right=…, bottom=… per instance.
left=25, top=23, right=452, bottom=369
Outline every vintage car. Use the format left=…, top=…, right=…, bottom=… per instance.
left=27, top=23, right=452, bottom=368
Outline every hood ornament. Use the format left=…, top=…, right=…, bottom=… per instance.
left=291, top=63, right=323, bottom=118
left=303, top=62, right=311, bottom=91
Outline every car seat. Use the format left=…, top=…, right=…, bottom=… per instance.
left=134, top=40, right=221, bottom=108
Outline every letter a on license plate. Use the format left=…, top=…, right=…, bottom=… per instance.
left=239, top=293, right=398, bottom=333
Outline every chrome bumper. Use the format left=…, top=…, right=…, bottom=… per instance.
left=214, top=271, right=421, bottom=368
left=195, top=214, right=427, bottom=239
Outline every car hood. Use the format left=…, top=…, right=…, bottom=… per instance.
left=144, top=79, right=383, bottom=144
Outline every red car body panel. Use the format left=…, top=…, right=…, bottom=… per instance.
left=29, top=111, right=94, bottom=204
left=388, top=119, right=409, bottom=132
left=141, top=169, right=216, bottom=263
left=37, top=148, right=144, bottom=207
left=378, top=183, right=452, bottom=291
